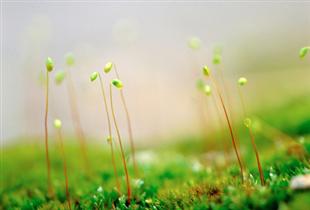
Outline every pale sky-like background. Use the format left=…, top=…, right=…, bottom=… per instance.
left=2, top=1, right=310, bottom=145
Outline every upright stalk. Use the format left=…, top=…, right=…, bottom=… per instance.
left=44, top=70, right=53, bottom=197
left=113, top=65, right=139, bottom=177
left=109, top=84, right=132, bottom=202
left=56, top=127, right=72, bottom=209
left=238, top=86, right=265, bottom=185
left=66, top=71, right=89, bottom=171
left=210, top=74, right=244, bottom=181
left=98, top=74, right=121, bottom=193
left=211, top=94, right=229, bottom=162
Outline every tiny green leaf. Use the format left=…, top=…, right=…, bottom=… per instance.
left=238, top=77, right=247, bottom=86
left=212, top=54, right=222, bottom=65
left=104, top=62, right=113, bottom=73
left=90, top=72, right=99, bottom=82
left=299, top=47, right=309, bottom=58
left=188, top=37, right=201, bottom=50
left=46, top=57, right=54, bottom=72
left=203, top=85, right=211, bottom=96
left=54, top=119, right=62, bottom=129
left=111, top=79, right=123, bottom=89
left=65, top=52, right=75, bottom=66
left=202, top=65, right=210, bottom=77
left=55, top=70, right=65, bottom=85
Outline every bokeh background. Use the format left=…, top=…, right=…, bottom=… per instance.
left=2, top=1, right=310, bottom=145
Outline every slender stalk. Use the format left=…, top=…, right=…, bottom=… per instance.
left=211, top=94, right=229, bottom=162
left=66, top=71, right=89, bottom=171
left=113, top=65, right=139, bottom=177
left=238, top=87, right=265, bottom=185
left=109, top=84, right=132, bottom=202
left=57, top=129, right=72, bottom=209
left=44, top=71, right=53, bottom=197
left=216, top=66, right=241, bottom=152
left=98, top=74, right=121, bottom=193
left=210, top=75, right=244, bottom=181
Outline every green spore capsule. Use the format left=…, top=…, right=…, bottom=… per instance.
left=106, top=136, right=112, bottom=143
left=65, top=53, right=75, bottom=66
left=244, top=118, right=252, bottom=128
left=90, top=72, right=99, bottom=82
left=196, top=79, right=205, bottom=91
left=202, top=65, right=210, bottom=77
left=104, top=62, right=113, bottom=73
left=238, top=77, right=247, bottom=86
left=188, top=37, right=201, bottom=50
left=213, top=54, right=222, bottom=65
left=299, top=47, right=309, bottom=58
left=55, top=70, right=65, bottom=85
left=203, top=85, right=211, bottom=96
left=46, top=57, right=54, bottom=72
left=54, top=119, right=62, bottom=129
left=111, top=79, right=123, bottom=89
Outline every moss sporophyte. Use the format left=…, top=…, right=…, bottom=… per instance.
left=104, top=62, right=139, bottom=177
left=90, top=71, right=121, bottom=193
left=44, top=57, right=54, bottom=197
left=110, top=79, right=132, bottom=203
left=299, top=47, right=309, bottom=58
left=202, top=65, right=244, bottom=182
left=237, top=77, right=265, bottom=185
left=54, top=119, right=72, bottom=209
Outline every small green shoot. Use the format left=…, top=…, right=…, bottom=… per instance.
left=53, top=119, right=72, bottom=209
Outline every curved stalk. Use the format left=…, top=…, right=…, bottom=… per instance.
left=57, top=129, right=72, bottom=209
left=109, top=84, right=132, bottom=202
left=210, top=75, right=244, bottom=181
left=238, top=87, right=265, bottom=185
left=113, top=65, right=139, bottom=177
left=98, top=74, right=121, bottom=193
left=44, top=71, right=53, bottom=197
left=211, top=95, right=229, bottom=162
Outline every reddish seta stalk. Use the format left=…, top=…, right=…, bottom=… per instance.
left=238, top=87, right=265, bottom=185
left=57, top=129, right=72, bottom=209
left=66, top=72, right=89, bottom=171
left=210, top=75, right=244, bottom=182
left=44, top=71, right=53, bottom=197
left=113, top=65, right=139, bottom=177
left=98, top=74, right=121, bottom=193
left=109, top=84, right=132, bottom=202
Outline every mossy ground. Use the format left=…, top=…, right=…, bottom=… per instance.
left=1, top=98, right=310, bottom=210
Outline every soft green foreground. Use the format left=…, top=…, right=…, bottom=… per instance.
left=1, top=98, right=310, bottom=210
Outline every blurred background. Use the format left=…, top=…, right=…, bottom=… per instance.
left=2, top=1, right=310, bottom=145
